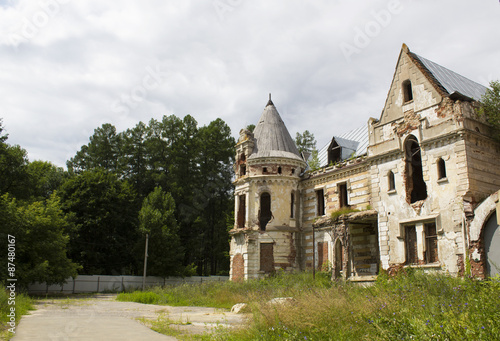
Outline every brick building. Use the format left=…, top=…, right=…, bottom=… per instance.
left=229, top=44, right=500, bottom=281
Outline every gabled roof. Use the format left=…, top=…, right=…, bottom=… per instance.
left=317, top=125, right=368, bottom=167
left=409, top=51, right=487, bottom=101
left=248, top=98, right=303, bottom=162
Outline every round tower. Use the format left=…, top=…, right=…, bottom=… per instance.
left=230, top=96, right=307, bottom=281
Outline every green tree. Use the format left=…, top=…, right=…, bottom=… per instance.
left=67, top=123, right=121, bottom=174
left=479, top=80, right=500, bottom=141
left=138, top=187, right=184, bottom=276
left=26, top=161, right=67, bottom=201
left=194, top=119, right=235, bottom=275
left=0, top=142, right=29, bottom=199
left=308, top=149, right=321, bottom=171
left=295, top=130, right=317, bottom=154
left=120, top=122, right=151, bottom=196
left=59, top=169, right=139, bottom=275
left=0, top=194, right=80, bottom=287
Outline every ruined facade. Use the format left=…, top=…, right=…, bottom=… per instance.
left=229, top=44, right=500, bottom=281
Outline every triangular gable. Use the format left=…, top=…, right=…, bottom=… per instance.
left=378, top=44, right=445, bottom=124
left=378, top=44, right=486, bottom=125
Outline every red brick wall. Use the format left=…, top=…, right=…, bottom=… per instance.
left=232, top=253, right=244, bottom=282
left=317, top=242, right=329, bottom=270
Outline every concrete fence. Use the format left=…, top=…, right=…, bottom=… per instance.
left=28, top=275, right=229, bottom=294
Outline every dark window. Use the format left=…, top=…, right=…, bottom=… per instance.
left=403, top=80, right=413, bottom=102
left=405, top=135, right=427, bottom=203
left=263, top=167, right=268, bottom=174
left=425, top=222, right=439, bottom=263
left=237, top=195, right=246, bottom=228
left=240, top=164, right=246, bottom=176
left=316, top=189, right=325, bottom=216
left=290, top=192, right=295, bottom=218
left=278, top=166, right=282, bottom=174
left=405, top=225, right=418, bottom=265
left=388, top=171, right=395, bottom=191
left=437, top=158, right=446, bottom=180
left=328, top=139, right=341, bottom=164
left=291, top=168, right=295, bottom=174
left=260, top=243, right=274, bottom=273
left=338, top=183, right=348, bottom=208
left=240, top=153, right=246, bottom=161
left=259, top=192, right=272, bottom=231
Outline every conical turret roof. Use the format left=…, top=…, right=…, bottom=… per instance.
left=248, top=97, right=303, bottom=162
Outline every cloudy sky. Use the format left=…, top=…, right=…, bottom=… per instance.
left=1, top=0, right=499, bottom=167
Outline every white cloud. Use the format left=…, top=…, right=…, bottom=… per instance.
left=0, top=0, right=499, bottom=167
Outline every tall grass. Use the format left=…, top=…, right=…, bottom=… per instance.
left=118, top=270, right=500, bottom=340
left=0, top=287, right=34, bottom=339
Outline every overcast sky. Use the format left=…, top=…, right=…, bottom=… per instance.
left=1, top=0, right=499, bottom=167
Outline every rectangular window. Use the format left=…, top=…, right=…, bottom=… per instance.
left=316, top=189, right=325, bottom=216
left=405, top=225, right=418, bottom=265
left=425, top=222, right=439, bottom=263
left=237, top=195, right=245, bottom=228
left=290, top=192, right=295, bottom=218
left=338, top=183, right=348, bottom=208
left=403, top=220, right=439, bottom=265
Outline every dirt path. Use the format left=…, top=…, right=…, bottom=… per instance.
left=11, top=294, right=245, bottom=340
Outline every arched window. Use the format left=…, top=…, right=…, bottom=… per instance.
left=388, top=170, right=395, bottom=191
left=404, top=135, right=427, bottom=203
left=403, top=80, right=413, bottom=102
left=259, top=192, right=272, bottom=231
left=437, top=158, right=446, bottom=180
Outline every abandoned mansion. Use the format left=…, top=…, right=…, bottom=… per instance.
left=229, top=44, right=500, bottom=282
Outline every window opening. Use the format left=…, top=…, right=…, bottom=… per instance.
left=290, top=192, right=295, bottom=218
left=262, top=167, right=268, bottom=174
left=405, top=225, right=418, bottom=265
left=291, top=168, right=295, bottom=174
left=403, top=80, right=413, bottom=102
left=278, top=166, right=282, bottom=174
left=316, top=189, right=325, bottom=216
left=259, top=192, right=272, bottom=231
left=425, top=222, right=439, bottom=263
left=338, top=183, right=349, bottom=208
left=240, top=164, right=246, bottom=176
left=437, top=158, right=446, bottom=180
left=328, top=139, right=341, bottom=164
left=240, top=153, right=246, bottom=161
left=388, top=171, right=395, bottom=191
left=405, top=135, right=427, bottom=203
left=237, top=195, right=246, bottom=228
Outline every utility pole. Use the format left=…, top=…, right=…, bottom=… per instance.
left=142, top=234, right=149, bottom=291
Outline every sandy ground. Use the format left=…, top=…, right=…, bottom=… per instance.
left=10, top=294, right=246, bottom=340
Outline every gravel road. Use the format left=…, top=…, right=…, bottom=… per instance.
left=11, top=294, right=245, bottom=340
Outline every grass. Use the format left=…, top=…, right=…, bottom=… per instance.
left=118, top=269, right=500, bottom=340
left=0, top=287, right=35, bottom=340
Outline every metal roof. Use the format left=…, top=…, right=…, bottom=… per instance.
left=248, top=99, right=303, bottom=162
left=317, top=125, right=368, bottom=168
left=411, top=52, right=487, bottom=101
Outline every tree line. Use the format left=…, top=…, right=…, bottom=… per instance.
left=0, top=115, right=235, bottom=288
